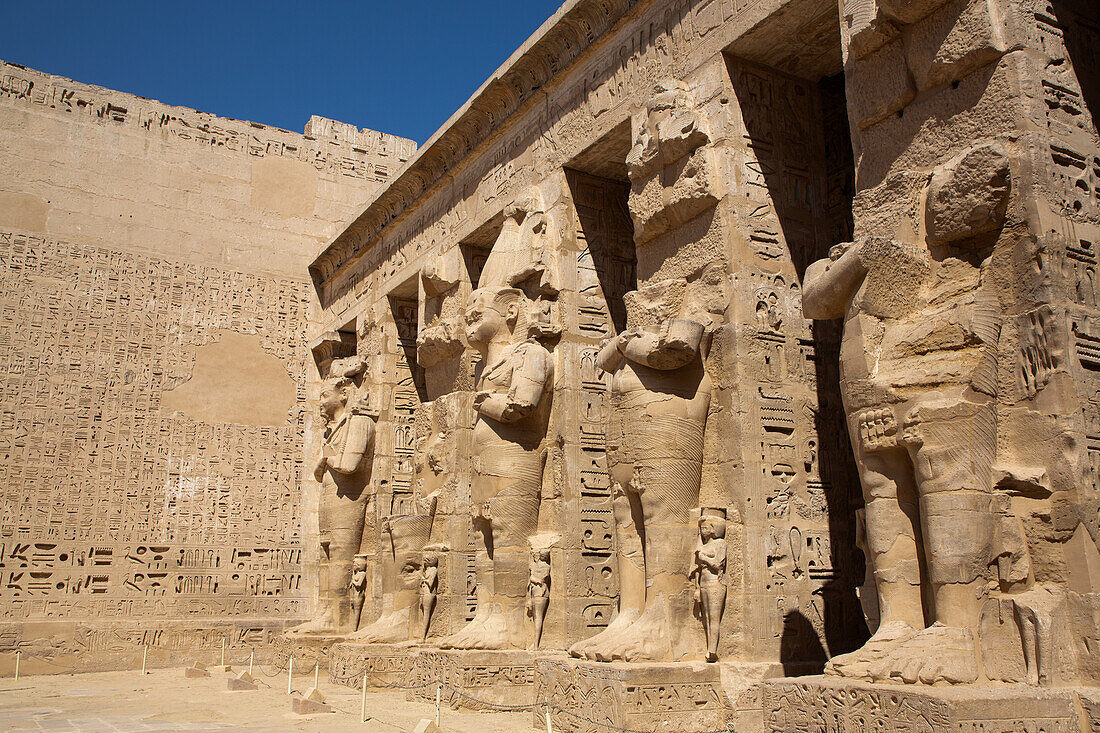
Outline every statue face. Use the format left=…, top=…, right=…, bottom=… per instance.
left=700, top=516, right=724, bottom=541
left=319, top=383, right=346, bottom=421
left=464, top=289, right=508, bottom=347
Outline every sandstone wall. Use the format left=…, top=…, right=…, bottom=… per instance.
left=309, top=0, right=868, bottom=676
left=0, top=59, right=414, bottom=672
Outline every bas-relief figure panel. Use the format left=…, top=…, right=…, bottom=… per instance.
left=0, top=229, right=310, bottom=620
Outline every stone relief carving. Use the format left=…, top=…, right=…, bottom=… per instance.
left=417, top=546, right=441, bottom=643
left=691, top=509, right=727, bottom=663
left=526, top=545, right=551, bottom=650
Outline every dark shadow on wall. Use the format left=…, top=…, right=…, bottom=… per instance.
left=1050, top=0, right=1100, bottom=135
left=726, top=55, right=869, bottom=668
left=781, top=610, right=828, bottom=675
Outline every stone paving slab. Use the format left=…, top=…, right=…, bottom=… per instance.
left=0, top=668, right=536, bottom=732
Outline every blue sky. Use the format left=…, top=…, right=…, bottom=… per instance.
left=0, top=1, right=564, bottom=144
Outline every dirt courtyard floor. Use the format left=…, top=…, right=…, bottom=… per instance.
left=0, top=667, right=536, bottom=732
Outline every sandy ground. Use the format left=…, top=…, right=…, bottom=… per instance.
left=0, top=667, right=537, bottom=732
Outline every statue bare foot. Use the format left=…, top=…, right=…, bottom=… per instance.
left=568, top=608, right=641, bottom=660
left=286, top=608, right=339, bottom=637
left=825, top=621, right=917, bottom=679
left=348, top=608, right=410, bottom=643
left=438, top=606, right=492, bottom=649
left=589, top=607, right=671, bottom=662
left=440, top=605, right=511, bottom=649
left=868, top=623, right=979, bottom=685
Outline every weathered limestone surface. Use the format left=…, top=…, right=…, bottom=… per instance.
left=408, top=648, right=552, bottom=710
left=3, top=0, right=1100, bottom=727
left=762, top=676, right=1088, bottom=732
left=0, top=59, right=413, bottom=672
left=307, top=0, right=1100, bottom=726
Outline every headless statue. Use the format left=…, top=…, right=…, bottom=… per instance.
left=801, top=144, right=1023, bottom=684
left=570, top=317, right=711, bottom=661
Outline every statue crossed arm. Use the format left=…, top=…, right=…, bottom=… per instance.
left=315, top=414, right=375, bottom=479
left=473, top=341, right=552, bottom=423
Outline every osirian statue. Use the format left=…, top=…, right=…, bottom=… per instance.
left=290, top=355, right=377, bottom=636
left=440, top=193, right=558, bottom=650
left=801, top=143, right=1075, bottom=685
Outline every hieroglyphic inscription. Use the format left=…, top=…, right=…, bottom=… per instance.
left=388, top=297, right=421, bottom=515
left=0, top=62, right=414, bottom=184
left=728, top=58, right=862, bottom=657
left=762, top=679, right=1078, bottom=733
left=564, top=170, right=639, bottom=636
left=0, top=230, right=309, bottom=618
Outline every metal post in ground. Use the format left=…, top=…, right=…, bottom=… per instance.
left=435, top=684, right=441, bottom=726
left=287, top=656, right=293, bottom=695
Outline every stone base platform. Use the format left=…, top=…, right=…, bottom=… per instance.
left=328, top=641, right=417, bottom=689
left=408, top=648, right=559, bottom=711
left=271, top=632, right=345, bottom=671
left=760, top=676, right=1094, bottom=732
left=535, top=657, right=780, bottom=733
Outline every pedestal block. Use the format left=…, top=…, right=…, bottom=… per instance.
left=408, top=648, right=554, bottom=711
left=272, top=632, right=344, bottom=671
left=760, top=676, right=1089, bottom=732
left=329, top=641, right=417, bottom=689
left=535, top=657, right=777, bottom=733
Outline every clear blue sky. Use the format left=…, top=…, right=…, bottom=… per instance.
left=0, top=1, right=564, bottom=144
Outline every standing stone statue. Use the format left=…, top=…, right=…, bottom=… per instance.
left=691, top=510, right=727, bottom=662
left=801, top=144, right=1016, bottom=684
left=350, top=554, right=369, bottom=630
left=526, top=546, right=551, bottom=650
left=290, top=357, right=377, bottom=635
left=350, top=503, right=435, bottom=642
left=417, top=547, right=441, bottom=643
left=441, top=196, right=557, bottom=650
left=570, top=314, right=712, bottom=661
